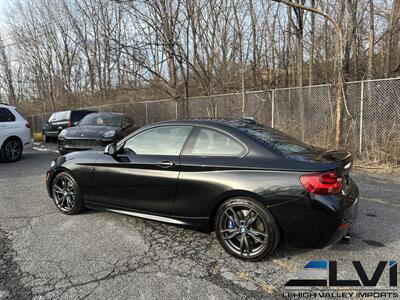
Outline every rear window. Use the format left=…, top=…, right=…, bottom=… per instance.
left=49, top=111, right=70, bottom=122
left=234, top=122, right=316, bottom=155
left=14, top=108, right=25, bottom=118
left=71, top=111, right=95, bottom=122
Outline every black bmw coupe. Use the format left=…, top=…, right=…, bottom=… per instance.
left=46, top=119, right=359, bottom=261
left=57, top=112, right=137, bottom=155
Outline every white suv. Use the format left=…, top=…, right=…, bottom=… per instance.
left=0, top=103, right=32, bottom=162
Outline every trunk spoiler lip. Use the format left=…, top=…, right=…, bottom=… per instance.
left=334, top=151, right=353, bottom=175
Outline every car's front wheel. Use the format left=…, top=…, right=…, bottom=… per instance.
left=52, top=172, right=84, bottom=215
left=215, top=198, right=280, bottom=261
left=1, top=138, right=22, bottom=162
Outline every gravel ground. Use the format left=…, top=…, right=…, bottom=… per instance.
left=0, top=145, right=399, bottom=299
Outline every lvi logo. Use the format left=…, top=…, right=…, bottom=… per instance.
left=285, top=260, right=397, bottom=287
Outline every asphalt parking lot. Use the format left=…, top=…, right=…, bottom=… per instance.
left=0, top=144, right=399, bottom=299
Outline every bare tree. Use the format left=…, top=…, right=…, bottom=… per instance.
left=0, top=0, right=397, bottom=129
left=0, top=36, right=17, bottom=105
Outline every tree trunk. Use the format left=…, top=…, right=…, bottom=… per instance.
left=309, top=0, right=316, bottom=86
left=384, top=0, right=400, bottom=78
left=367, top=0, right=375, bottom=80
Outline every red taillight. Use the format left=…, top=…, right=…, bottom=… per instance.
left=67, top=121, right=72, bottom=127
left=25, top=123, right=31, bottom=128
left=300, top=171, right=342, bottom=195
left=339, top=222, right=350, bottom=230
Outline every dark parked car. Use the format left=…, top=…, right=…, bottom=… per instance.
left=57, top=112, right=137, bottom=155
left=46, top=119, right=359, bottom=261
left=42, top=110, right=96, bottom=142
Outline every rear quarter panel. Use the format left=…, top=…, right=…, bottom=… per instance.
left=0, top=108, right=31, bottom=150
left=173, top=158, right=307, bottom=219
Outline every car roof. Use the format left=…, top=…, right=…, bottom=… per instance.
left=86, top=112, right=124, bottom=116
left=0, top=103, right=15, bottom=109
left=148, top=118, right=258, bottom=130
left=71, top=109, right=96, bottom=112
left=52, top=109, right=95, bottom=114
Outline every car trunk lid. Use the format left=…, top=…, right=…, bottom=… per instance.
left=292, top=149, right=353, bottom=174
left=294, top=149, right=354, bottom=196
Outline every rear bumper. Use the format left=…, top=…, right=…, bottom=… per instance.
left=43, top=131, right=60, bottom=138
left=269, top=180, right=359, bottom=248
left=322, top=196, right=359, bottom=248
left=23, top=139, right=33, bottom=150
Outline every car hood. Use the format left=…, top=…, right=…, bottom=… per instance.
left=64, top=126, right=120, bottom=138
left=58, top=150, right=104, bottom=166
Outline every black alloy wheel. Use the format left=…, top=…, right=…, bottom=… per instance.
left=52, top=172, right=84, bottom=215
left=1, top=139, right=22, bottom=162
left=215, top=198, right=280, bottom=261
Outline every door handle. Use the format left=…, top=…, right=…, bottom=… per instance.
left=156, top=160, right=175, bottom=168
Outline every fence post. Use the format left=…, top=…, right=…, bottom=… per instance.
left=271, top=89, right=275, bottom=128
left=31, top=116, right=35, bottom=134
left=359, top=80, right=364, bottom=154
left=175, top=101, right=178, bottom=120
left=145, top=102, right=148, bottom=124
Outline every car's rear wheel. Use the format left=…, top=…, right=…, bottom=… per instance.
left=1, top=138, right=22, bottom=162
left=52, top=172, right=84, bottom=215
left=215, top=198, right=280, bottom=261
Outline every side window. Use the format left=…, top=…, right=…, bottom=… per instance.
left=189, top=128, right=244, bottom=156
left=123, top=126, right=192, bottom=155
left=0, top=108, right=16, bottom=122
left=58, top=111, right=70, bottom=121
left=123, top=116, right=135, bottom=127
left=48, top=113, right=56, bottom=122
left=51, top=111, right=69, bottom=122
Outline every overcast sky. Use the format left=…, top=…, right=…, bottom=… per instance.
left=0, top=0, right=10, bottom=37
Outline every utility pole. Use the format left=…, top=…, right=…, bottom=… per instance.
left=272, top=0, right=345, bottom=148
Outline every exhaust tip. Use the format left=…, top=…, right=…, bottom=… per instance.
left=342, top=233, right=351, bottom=244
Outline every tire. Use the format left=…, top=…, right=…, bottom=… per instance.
left=215, top=198, right=280, bottom=261
left=1, top=138, right=23, bottom=162
left=51, top=172, right=84, bottom=215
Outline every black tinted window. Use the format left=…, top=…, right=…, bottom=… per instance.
left=123, top=116, right=135, bottom=127
left=190, top=128, right=244, bottom=156
left=0, top=108, right=16, bottom=122
left=71, top=111, right=95, bottom=122
left=234, top=122, right=315, bottom=155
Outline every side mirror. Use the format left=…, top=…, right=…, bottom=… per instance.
left=104, top=143, right=118, bottom=155
left=73, top=121, right=79, bottom=126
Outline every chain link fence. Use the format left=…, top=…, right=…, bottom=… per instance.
left=27, top=77, right=400, bottom=164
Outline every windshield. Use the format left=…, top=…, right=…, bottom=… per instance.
left=233, top=122, right=317, bottom=155
left=79, top=114, right=122, bottom=127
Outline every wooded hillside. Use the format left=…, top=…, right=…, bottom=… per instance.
left=0, top=0, right=399, bottom=114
